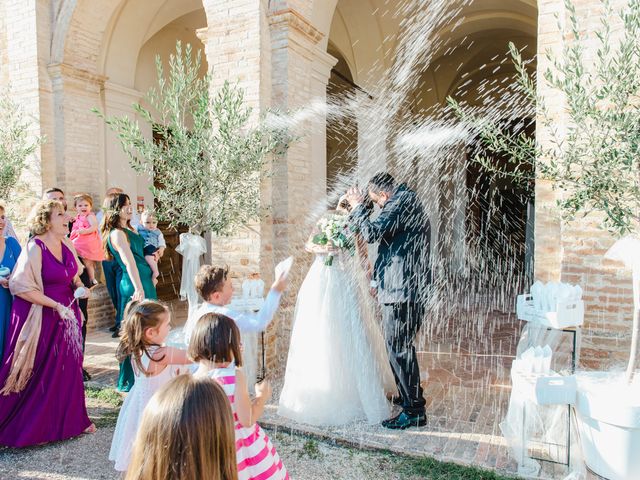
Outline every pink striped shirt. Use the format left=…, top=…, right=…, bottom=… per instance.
left=209, top=366, right=289, bottom=480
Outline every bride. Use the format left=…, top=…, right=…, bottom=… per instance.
left=278, top=200, right=395, bottom=426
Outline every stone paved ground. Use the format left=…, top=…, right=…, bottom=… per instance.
left=75, top=301, right=605, bottom=480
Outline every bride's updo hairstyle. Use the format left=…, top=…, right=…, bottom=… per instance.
left=188, top=313, right=243, bottom=367
left=194, top=264, right=230, bottom=301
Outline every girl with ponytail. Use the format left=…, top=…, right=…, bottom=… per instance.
left=109, top=300, right=192, bottom=472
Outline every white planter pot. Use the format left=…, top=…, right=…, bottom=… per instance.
left=575, top=372, right=640, bottom=480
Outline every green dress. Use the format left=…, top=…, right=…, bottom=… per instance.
left=108, top=228, right=157, bottom=391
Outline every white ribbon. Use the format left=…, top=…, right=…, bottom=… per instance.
left=175, top=233, right=207, bottom=320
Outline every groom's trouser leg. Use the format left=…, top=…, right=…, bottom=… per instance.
left=382, top=302, right=426, bottom=416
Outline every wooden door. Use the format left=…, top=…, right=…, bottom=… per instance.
left=155, top=221, right=187, bottom=301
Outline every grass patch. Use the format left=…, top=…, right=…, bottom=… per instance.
left=85, top=386, right=123, bottom=407
left=396, top=455, right=516, bottom=480
left=90, top=408, right=120, bottom=428
left=298, top=439, right=322, bottom=460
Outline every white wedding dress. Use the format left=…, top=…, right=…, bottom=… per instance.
left=278, top=252, right=395, bottom=426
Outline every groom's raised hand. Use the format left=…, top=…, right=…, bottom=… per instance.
left=346, top=186, right=364, bottom=208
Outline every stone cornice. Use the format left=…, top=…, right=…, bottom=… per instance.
left=103, top=81, right=142, bottom=100
left=47, top=62, right=107, bottom=85
left=195, top=26, right=207, bottom=45
left=268, top=8, right=324, bottom=45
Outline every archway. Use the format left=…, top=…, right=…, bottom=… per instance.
left=56, top=0, right=209, bottom=299
left=325, top=43, right=359, bottom=194
left=321, top=0, right=538, bottom=384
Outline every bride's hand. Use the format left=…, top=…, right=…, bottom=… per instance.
left=326, top=242, right=339, bottom=254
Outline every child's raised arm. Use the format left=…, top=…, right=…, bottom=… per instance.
left=146, top=346, right=192, bottom=375
left=234, top=368, right=271, bottom=428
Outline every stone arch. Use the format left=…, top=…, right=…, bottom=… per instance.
left=58, top=0, right=208, bottom=79
left=325, top=0, right=394, bottom=88
left=310, top=0, right=339, bottom=48
left=47, top=0, right=212, bottom=204
left=326, top=41, right=359, bottom=193
left=429, top=1, right=538, bottom=284
left=317, top=0, right=538, bottom=284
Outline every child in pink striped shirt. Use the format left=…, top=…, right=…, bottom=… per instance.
left=190, top=313, right=289, bottom=480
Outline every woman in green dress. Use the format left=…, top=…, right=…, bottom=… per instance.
left=101, top=193, right=157, bottom=391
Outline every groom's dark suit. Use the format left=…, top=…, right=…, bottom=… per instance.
left=350, top=183, right=431, bottom=416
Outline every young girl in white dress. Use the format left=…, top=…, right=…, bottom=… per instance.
left=191, top=313, right=289, bottom=480
left=109, top=300, right=192, bottom=472
left=278, top=208, right=395, bottom=426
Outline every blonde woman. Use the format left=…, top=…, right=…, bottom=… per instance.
left=0, top=200, right=94, bottom=447
left=126, top=374, right=238, bottom=480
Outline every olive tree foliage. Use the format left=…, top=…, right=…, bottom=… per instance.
left=450, top=0, right=640, bottom=382
left=95, top=41, right=288, bottom=236
left=0, top=88, right=41, bottom=203
left=449, top=0, right=640, bottom=237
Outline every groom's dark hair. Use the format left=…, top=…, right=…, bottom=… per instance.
left=368, top=172, right=395, bottom=194
left=195, top=264, right=229, bottom=300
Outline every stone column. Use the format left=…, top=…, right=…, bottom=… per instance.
left=534, top=0, right=565, bottom=283
left=101, top=82, right=150, bottom=204
left=0, top=0, right=50, bottom=196
left=309, top=48, right=338, bottom=203
left=356, top=91, right=389, bottom=180
left=47, top=63, right=106, bottom=199
left=267, top=5, right=331, bottom=372
left=198, top=0, right=271, bottom=280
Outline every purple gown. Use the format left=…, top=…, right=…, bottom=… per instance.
left=0, top=239, right=91, bottom=447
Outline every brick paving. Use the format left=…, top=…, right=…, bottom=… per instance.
left=83, top=304, right=603, bottom=480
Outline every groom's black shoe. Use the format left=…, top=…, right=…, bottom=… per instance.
left=391, top=395, right=403, bottom=406
left=382, top=411, right=427, bottom=430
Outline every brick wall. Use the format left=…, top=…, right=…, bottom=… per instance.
left=535, top=0, right=635, bottom=370
left=86, top=285, right=116, bottom=331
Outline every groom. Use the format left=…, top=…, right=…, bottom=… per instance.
left=346, top=172, right=432, bottom=429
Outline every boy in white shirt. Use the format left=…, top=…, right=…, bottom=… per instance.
left=184, top=264, right=288, bottom=343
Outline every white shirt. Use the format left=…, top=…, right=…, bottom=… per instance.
left=184, top=289, right=282, bottom=344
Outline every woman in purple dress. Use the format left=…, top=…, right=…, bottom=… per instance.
left=0, top=200, right=95, bottom=447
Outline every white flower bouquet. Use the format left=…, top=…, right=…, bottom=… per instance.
left=311, top=214, right=354, bottom=266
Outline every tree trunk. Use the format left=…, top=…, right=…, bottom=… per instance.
left=626, top=268, right=640, bottom=383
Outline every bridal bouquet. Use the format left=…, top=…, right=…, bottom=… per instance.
left=312, top=214, right=354, bottom=266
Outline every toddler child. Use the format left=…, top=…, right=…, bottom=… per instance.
left=190, top=313, right=289, bottom=480
left=136, top=210, right=166, bottom=286
left=70, top=194, right=103, bottom=285
left=109, top=300, right=192, bottom=472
